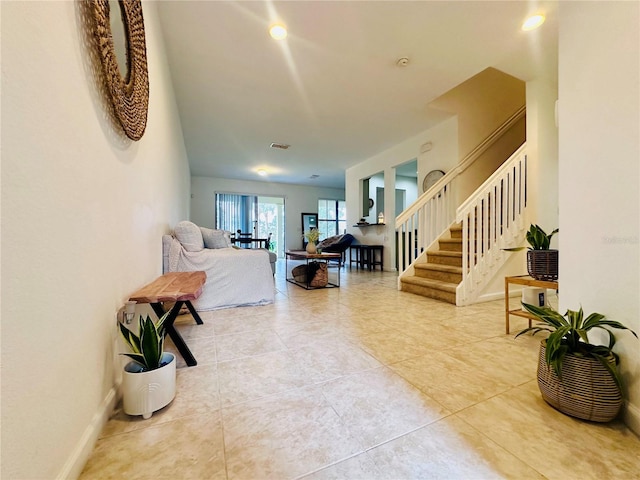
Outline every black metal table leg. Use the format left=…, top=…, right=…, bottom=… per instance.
left=151, top=301, right=197, bottom=367
left=185, top=301, right=203, bottom=325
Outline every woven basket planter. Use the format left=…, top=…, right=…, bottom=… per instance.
left=527, top=249, right=559, bottom=281
left=538, top=341, right=622, bottom=422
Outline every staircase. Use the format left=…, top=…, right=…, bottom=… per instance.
left=400, top=225, right=462, bottom=303
left=396, top=142, right=528, bottom=306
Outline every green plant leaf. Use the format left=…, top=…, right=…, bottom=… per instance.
left=119, top=321, right=141, bottom=354
left=514, top=326, right=553, bottom=338
left=592, top=352, right=623, bottom=391
left=140, top=315, right=161, bottom=370
left=122, top=353, right=146, bottom=367
left=521, top=303, right=566, bottom=328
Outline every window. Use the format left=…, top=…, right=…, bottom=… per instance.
left=215, top=193, right=285, bottom=257
left=318, top=199, right=346, bottom=239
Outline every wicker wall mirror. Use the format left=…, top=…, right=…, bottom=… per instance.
left=91, top=0, right=149, bottom=141
left=108, top=0, right=129, bottom=80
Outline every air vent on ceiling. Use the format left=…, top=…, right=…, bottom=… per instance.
left=310, top=174, right=320, bottom=179
left=270, top=142, right=290, bottom=150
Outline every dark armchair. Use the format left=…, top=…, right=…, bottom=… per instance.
left=317, top=234, right=355, bottom=265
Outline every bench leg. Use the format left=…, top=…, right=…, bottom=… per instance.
left=185, top=301, right=203, bottom=325
left=151, top=302, right=197, bottom=367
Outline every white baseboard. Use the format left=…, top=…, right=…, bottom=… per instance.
left=623, top=401, right=640, bottom=437
left=57, top=387, right=119, bottom=480
left=474, top=288, right=524, bottom=304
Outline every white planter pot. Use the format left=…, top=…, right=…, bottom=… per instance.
left=122, top=352, right=176, bottom=419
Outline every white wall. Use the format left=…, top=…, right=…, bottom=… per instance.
left=346, top=123, right=459, bottom=270
left=1, top=2, right=191, bottom=478
left=526, top=78, right=559, bottom=230
left=394, top=175, right=418, bottom=215
left=190, top=176, right=344, bottom=251
left=558, top=1, right=639, bottom=434
left=417, top=116, right=459, bottom=194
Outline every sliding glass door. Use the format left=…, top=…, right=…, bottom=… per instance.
left=215, top=193, right=285, bottom=257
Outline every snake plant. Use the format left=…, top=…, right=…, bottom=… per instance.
left=119, top=312, right=169, bottom=371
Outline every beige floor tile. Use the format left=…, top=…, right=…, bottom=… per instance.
left=275, top=319, right=349, bottom=348
left=320, top=367, right=450, bottom=449
left=355, top=329, right=433, bottom=365
left=366, top=415, right=545, bottom=479
left=288, top=338, right=382, bottom=384
left=84, top=268, right=640, bottom=480
left=176, top=335, right=217, bottom=366
left=100, top=363, right=220, bottom=437
left=209, top=312, right=275, bottom=336
left=390, top=351, right=513, bottom=412
left=222, top=386, right=363, bottom=479
left=79, top=412, right=226, bottom=480
left=300, top=453, right=384, bottom=480
left=217, top=349, right=308, bottom=406
left=456, top=381, right=640, bottom=479
left=173, top=312, right=217, bottom=339
left=215, top=328, right=287, bottom=362
left=443, top=335, right=540, bottom=386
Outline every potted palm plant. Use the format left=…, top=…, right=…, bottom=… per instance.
left=517, top=303, right=637, bottom=422
left=505, top=224, right=559, bottom=280
left=119, top=312, right=176, bottom=419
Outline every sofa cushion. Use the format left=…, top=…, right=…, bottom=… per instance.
left=174, top=221, right=204, bottom=252
left=201, top=227, right=232, bottom=249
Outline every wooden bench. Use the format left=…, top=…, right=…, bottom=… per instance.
left=129, top=271, right=206, bottom=367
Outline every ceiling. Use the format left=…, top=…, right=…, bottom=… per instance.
left=156, top=1, right=558, bottom=189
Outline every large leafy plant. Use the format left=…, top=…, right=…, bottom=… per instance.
left=119, top=312, right=169, bottom=371
left=517, top=304, right=637, bottom=390
left=505, top=224, right=558, bottom=251
left=525, top=224, right=558, bottom=250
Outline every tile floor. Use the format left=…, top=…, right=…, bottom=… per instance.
left=80, top=262, right=640, bottom=479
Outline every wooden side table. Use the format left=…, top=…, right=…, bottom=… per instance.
left=504, top=275, right=558, bottom=334
left=129, top=271, right=206, bottom=366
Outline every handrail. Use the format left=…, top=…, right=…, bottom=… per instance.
left=396, top=105, right=525, bottom=227
left=395, top=105, right=526, bottom=278
left=455, top=146, right=528, bottom=305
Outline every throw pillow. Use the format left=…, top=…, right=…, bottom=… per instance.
left=174, top=221, right=204, bottom=252
left=201, top=227, right=232, bottom=249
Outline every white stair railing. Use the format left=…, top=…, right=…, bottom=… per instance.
left=395, top=105, right=526, bottom=278
left=456, top=144, right=528, bottom=305
left=395, top=174, right=456, bottom=274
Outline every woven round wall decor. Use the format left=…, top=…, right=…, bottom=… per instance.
left=91, top=0, right=149, bottom=141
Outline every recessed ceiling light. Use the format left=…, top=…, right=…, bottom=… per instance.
left=269, top=24, right=287, bottom=40
left=257, top=169, right=268, bottom=177
left=522, top=14, right=545, bottom=31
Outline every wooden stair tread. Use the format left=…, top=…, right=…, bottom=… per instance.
left=400, top=276, right=457, bottom=293
left=414, top=263, right=462, bottom=274
left=427, top=250, right=462, bottom=257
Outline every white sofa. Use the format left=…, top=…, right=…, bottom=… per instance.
left=162, top=221, right=275, bottom=311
